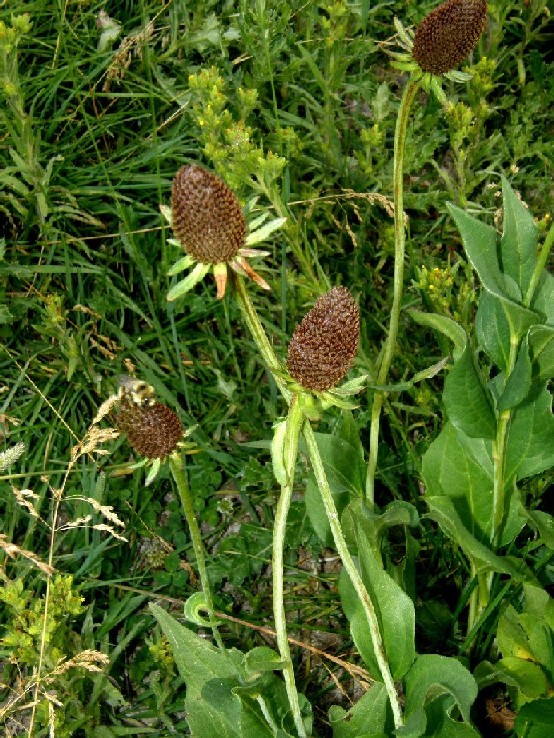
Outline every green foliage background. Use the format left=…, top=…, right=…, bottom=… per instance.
left=0, top=0, right=552, bottom=735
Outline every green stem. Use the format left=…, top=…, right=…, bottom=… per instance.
left=169, top=453, right=225, bottom=651
left=303, top=421, right=403, bottom=729
left=366, top=77, right=421, bottom=505
left=524, top=219, right=554, bottom=308
left=232, top=272, right=291, bottom=403
left=491, top=332, right=519, bottom=548
left=273, top=397, right=307, bottom=738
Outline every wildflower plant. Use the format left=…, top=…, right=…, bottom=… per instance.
left=366, top=0, right=490, bottom=503
left=114, top=376, right=224, bottom=649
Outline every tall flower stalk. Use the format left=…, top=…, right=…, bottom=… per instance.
left=271, top=397, right=307, bottom=738
left=365, top=77, right=421, bottom=505
left=234, top=281, right=404, bottom=729
left=116, top=389, right=225, bottom=650
left=366, top=0, right=488, bottom=503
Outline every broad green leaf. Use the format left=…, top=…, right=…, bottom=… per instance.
left=525, top=510, right=554, bottom=550
left=429, top=716, right=481, bottom=738
left=529, top=324, right=554, bottom=382
left=339, top=516, right=415, bottom=680
left=150, top=605, right=245, bottom=738
left=448, top=202, right=539, bottom=339
left=497, top=658, right=548, bottom=700
left=403, top=654, right=477, bottom=726
left=424, top=496, right=526, bottom=578
left=531, top=272, right=554, bottom=324
left=243, top=647, right=286, bottom=675
left=423, top=423, right=494, bottom=540
left=476, top=291, right=510, bottom=369
left=473, top=659, right=547, bottom=700
left=447, top=203, right=506, bottom=297
left=497, top=338, right=533, bottom=411
left=497, top=603, right=537, bottom=662
left=328, top=682, right=389, bottom=737
left=342, top=498, right=419, bottom=562
left=443, top=347, right=496, bottom=439
left=150, top=604, right=237, bottom=691
left=337, top=411, right=365, bottom=467
left=505, top=385, right=554, bottom=483
left=500, top=175, right=539, bottom=298
left=515, top=698, right=554, bottom=737
left=408, top=310, right=467, bottom=360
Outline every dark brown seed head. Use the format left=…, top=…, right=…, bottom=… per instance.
left=171, top=165, right=246, bottom=264
left=412, top=0, right=487, bottom=76
left=286, top=287, right=360, bottom=392
left=118, top=400, right=183, bottom=459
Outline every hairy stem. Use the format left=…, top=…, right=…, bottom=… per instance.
left=303, top=422, right=403, bottom=728
left=232, top=273, right=291, bottom=403
left=366, top=77, right=421, bottom=505
left=169, top=453, right=225, bottom=651
left=272, top=397, right=307, bottom=737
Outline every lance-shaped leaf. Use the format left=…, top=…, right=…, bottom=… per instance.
left=443, top=346, right=496, bottom=440
left=500, top=175, right=539, bottom=299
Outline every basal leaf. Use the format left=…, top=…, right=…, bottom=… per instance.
left=150, top=604, right=237, bottom=693
left=150, top=605, right=246, bottom=738
left=328, top=682, right=389, bottom=738
left=339, top=517, right=415, bottom=681
left=500, top=175, right=538, bottom=299
left=515, top=697, right=554, bottom=737
left=424, top=496, right=526, bottom=578
left=404, top=654, right=477, bottom=726
left=443, top=347, right=496, bottom=439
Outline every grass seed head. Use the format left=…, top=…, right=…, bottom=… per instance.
left=412, top=0, right=488, bottom=76
left=118, top=400, right=183, bottom=459
left=286, top=286, right=360, bottom=392
left=171, top=164, right=246, bottom=264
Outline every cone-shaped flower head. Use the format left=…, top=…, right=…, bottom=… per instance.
left=117, top=399, right=183, bottom=459
left=412, top=0, right=487, bottom=76
left=286, top=287, right=360, bottom=392
left=172, top=164, right=246, bottom=264
left=166, top=164, right=281, bottom=300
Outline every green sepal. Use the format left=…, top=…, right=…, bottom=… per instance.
left=167, top=262, right=211, bottom=301
left=168, top=254, right=194, bottom=276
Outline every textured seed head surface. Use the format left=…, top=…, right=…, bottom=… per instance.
left=412, top=0, right=487, bottom=75
left=286, top=286, right=360, bottom=392
left=118, top=401, right=183, bottom=459
left=171, top=165, right=246, bottom=264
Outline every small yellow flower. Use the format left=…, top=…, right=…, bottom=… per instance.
left=163, top=165, right=285, bottom=300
